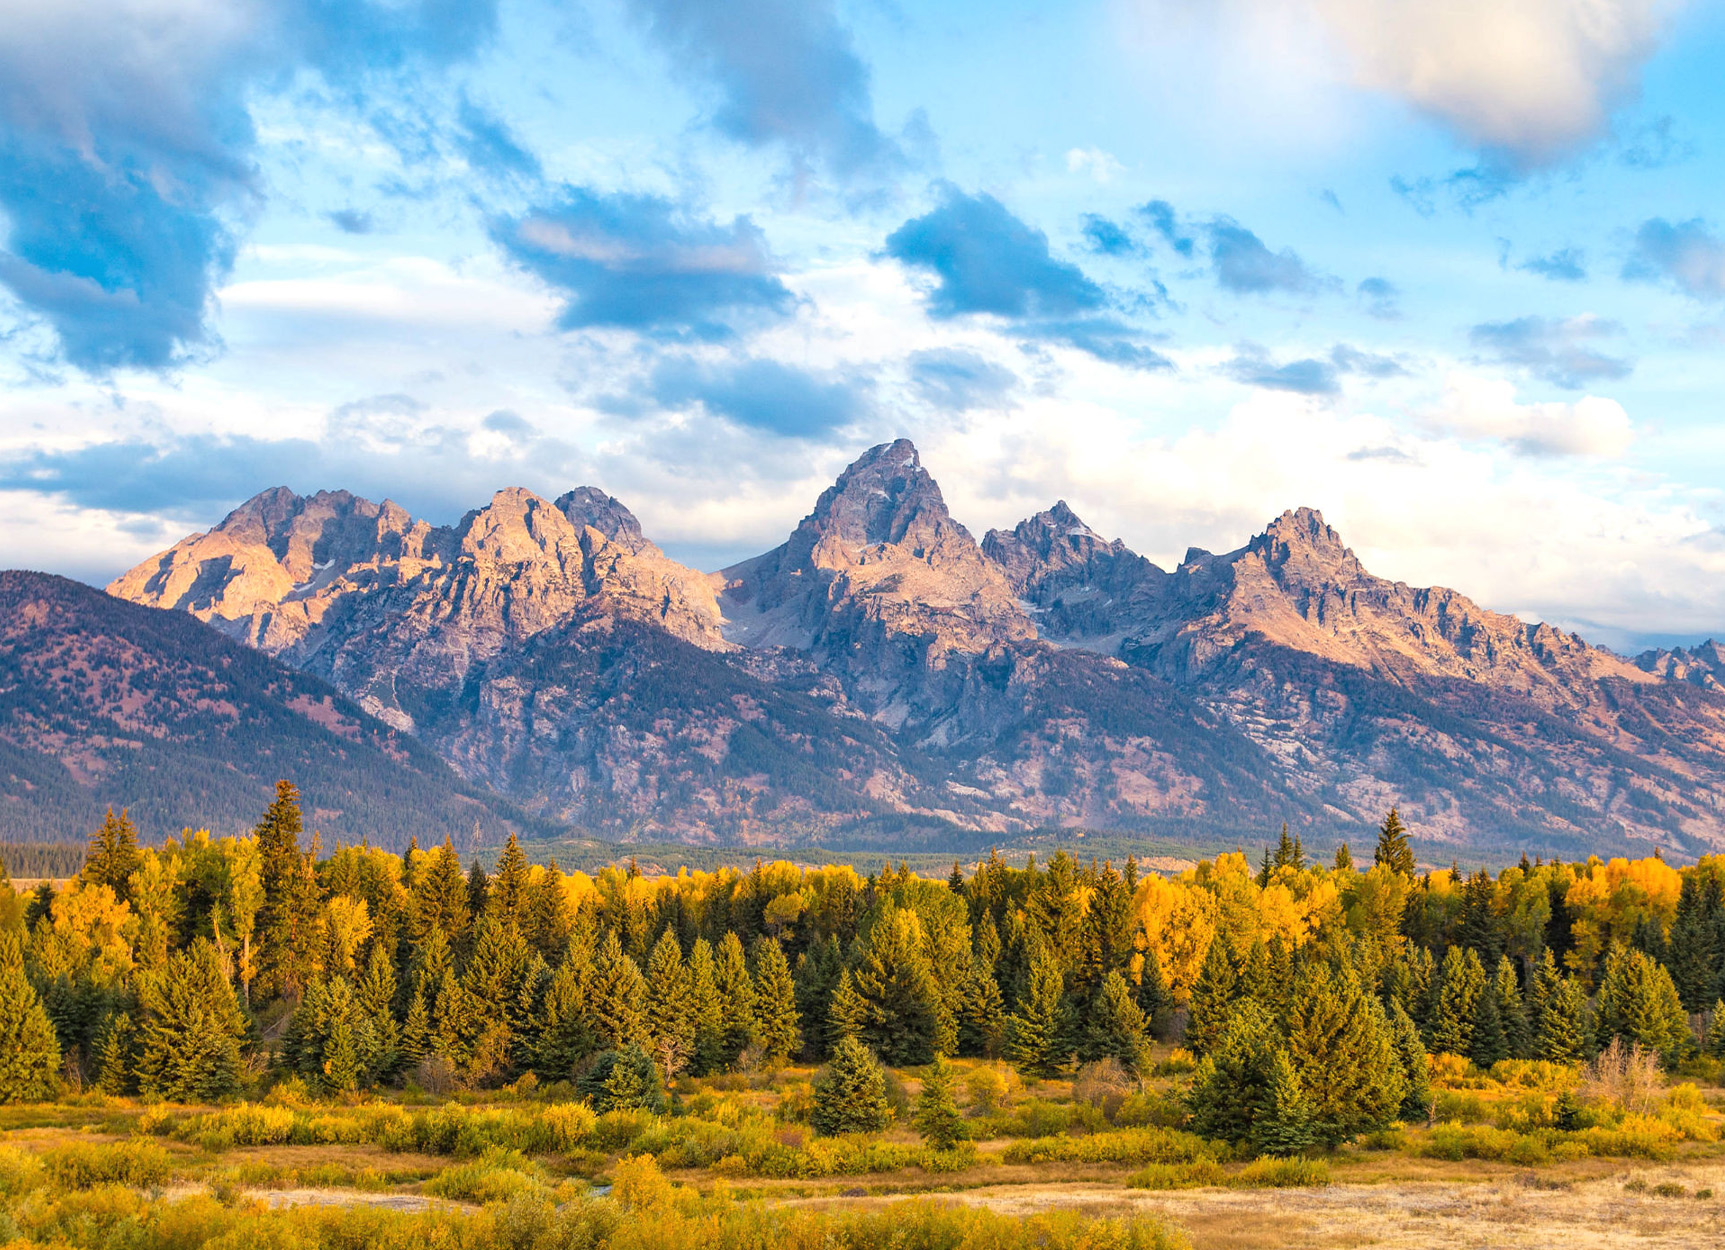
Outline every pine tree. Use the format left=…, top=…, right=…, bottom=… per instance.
left=578, top=1044, right=666, bottom=1113
left=1531, top=952, right=1591, bottom=1063
left=358, top=943, right=401, bottom=1081
left=1187, top=998, right=1282, bottom=1146
left=487, top=834, right=530, bottom=926
left=1254, top=1050, right=1318, bottom=1157
left=1469, top=975, right=1507, bottom=1068
left=431, top=966, right=477, bottom=1063
left=401, top=990, right=432, bottom=1068
left=1493, top=955, right=1530, bottom=1060
left=751, top=937, right=801, bottom=1065
left=956, top=955, right=1006, bottom=1057
left=523, top=862, right=573, bottom=961
left=1429, top=946, right=1486, bottom=1057
left=828, top=967, right=867, bottom=1047
left=413, top=839, right=472, bottom=946
left=1075, top=862, right=1133, bottom=1001
left=1184, top=937, right=1238, bottom=1057
left=687, top=938, right=726, bottom=1074
left=593, top=930, right=647, bottom=1051
left=713, top=931, right=756, bottom=1068
left=1333, top=843, right=1354, bottom=874
left=466, top=861, right=490, bottom=922
left=1137, top=947, right=1175, bottom=1040
left=1668, top=872, right=1723, bottom=1013
left=1282, top=962, right=1405, bottom=1146
left=793, top=934, right=843, bottom=1060
left=913, top=1053, right=964, bottom=1149
left=82, top=808, right=142, bottom=904
left=811, top=1037, right=893, bottom=1135
left=1373, top=808, right=1415, bottom=876
left=94, top=1011, right=134, bottom=1096
left=1081, top=970, right=1150, bottom=1075
left=852, top=904, right=945, bottom=1065
left=254, top=781, right=323, bottom=1000
left=0, top=931, right=60, bottom=1103
left=1005, top=941, right=1068, bottom=1078
left=1706, top=999, right=1725, bottom=1059
left=532, top=936, right=597, bottom=1079
left=132, top=941, right=247, bottom=1101
left=1388, top=1001, right=1433, bottom=1121
left=643, top=929, right=695, bottom=1076
left=1594, top=943, right=1691, bottom=1061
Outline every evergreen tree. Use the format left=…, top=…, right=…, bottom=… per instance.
left=1429, top=945, right=1486, bottom=1056
left=1469, top=975, right=1507, bottom=1068
left=851, top=904, right=945, bottom=1065
left=487, top=834, right=531, bottom=926
left=956, top=954, right=1006, bottom=1057
left=792, top=934, right=844, bottom=1060
left=1457, top=872, right=1503, bottom=968
left=751, top=937, right=801, bottom=1065
left=593, top=930, right=647, bottom=1051
left=254, top=781, right=323, bottom=1000
left=358, top=944, right=401, bottom=1081
left=578, top=1044, right=665, bottom=1113
left=713, top=931, right=756, bottom=1068
left=1668, top=872, right=1723, bottom=1013
left=412, top=839, right=472, bottom=946
left=1388, top=1001, right=1433, bottom=1121
left=1282, top=962, right=1405, bottom=1146
left=1533, top=969, right=1592, bottom=1063
left=523, top=862, right=572, bottom=961
left=1005, top=941, right=1068, bottom=1078
left=1184, top=937, right=1238, bottom=1057
left=132, top=941, right=247, bottom=1101
left=1706, top=999, right=1725, bottom=1059
left=1187, top=999, right=1289, bottom=1150
left=687, top=938, right=726, bottom=1074
left=1137, top=947, right=1175, bottom=1040
left=432, top=966, right=477, bottom=1064
left=0, top=931, right=60, bottom=1102
left=811, top=1037, right=893, bottom=1135
left=1594, top=943, right=1691, bottom=1061
left=643, top=929, right=695, bottom=1076
left=532, top=936, right=597, bottom=1079
left=1373, top=808, right=1415, bottom=876
left=1075, top=862, right=1134, bottom=1001
left=401, top=990, right=432, bottom=1068
left=1493, top=955, right=1531, bottom=1060
left=1333, top=843, right=1354, bottom=874
left=828, top=967, right=867, bottom=1047
left=913, top=1053, right=964, bottom=1149
left=465, top=861, right=490, bottom=921
left=1080, top=970, right=1150, bottom=1075
left=82, top=808, right=142, bottom=904
left=94, top=1011, right=134, bottom=1096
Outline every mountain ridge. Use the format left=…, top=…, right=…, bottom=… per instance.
left=101, top=439, right=1725, bottom=856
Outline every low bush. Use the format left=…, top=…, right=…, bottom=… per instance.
left=1125, top=1159, right=1228, bottom=1190
left=42, top=1140, right=172, bottom=1189
left=1002, top=1127, right=1214, bottom=1167
left=0, top=1146, right=44, bottom=1197
left=423, top=1147, right=547, bottom=1205
left=1233, top=1156, right=1330, bottom=1188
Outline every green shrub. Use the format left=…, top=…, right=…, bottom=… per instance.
left=1002, top=1127, right=1214, bottom=1166
left=1233, top=1156, right=1331, bottom=1188
left=0, top=1145, right=44, bottom=1197
left=1126, top=1160, right=1229, bottom=1190
left=43, top=1139, right=172, bottom=1189
left=423, top=1147, right=547, bottom=1205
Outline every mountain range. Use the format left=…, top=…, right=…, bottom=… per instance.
left=75, top=438, right=1725, bottom=858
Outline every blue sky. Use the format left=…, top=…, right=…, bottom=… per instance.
left=3, top=0, right=1725, bottom=651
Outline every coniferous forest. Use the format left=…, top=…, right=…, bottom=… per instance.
left=4, top=787, right=1725, bottom=1249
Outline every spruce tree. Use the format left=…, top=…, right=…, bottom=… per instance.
left=913, top=1053, right=964, bottom=1149
left=811, top=1037, right=893, bottom=1135
left=1282, top=963, right=1405, bottom=1145
left=1254, top=1050, right=1318, bottom=1157
left=401, top=990, right=432, bottom=1068
left=1429, top=946, right=1486, bottom=1057
left=792, top=934, right=843, bottom=1060
left=466, top=861, right=490, bottom=921
left=687, top=938, right=726, bottom=1074
left=487, top=834, right=531, bottom=926
left=413, top=839, right=472, bottom=946
left=1532, top=961, right=1592, bottom=1063
left=82, top=808, right=142, bottom=903
left=1706, top=999, right=1725, bottom=1059
left=956, top=955, right=1006, bottom=1057
left=1005, top=941, right=1067, bottom=1078
left=1594, top=943, right=1691, bottom=1061
left=852, top=904, right=945, bottom=1065
left=1668, top=872, right=1723, bottom=1013
left=0, top=931, right=60, bottom=1102
left=1333, top=843, right=1354, bottom=874
left=1187, top=999, right=1283, bottom=1147
left=1373, top=808, right=1415, bottom=876
left=1081, top=970, right=1150, bottom=1075
left=1184, top=937, right=1238, bottom=1057
left=532, top=937, right=597, bottom=1079
left=132, top=941, right=247, bottom=1101
left=1493, top=955, right=1530, bottom=1060
left=713, top=931, right=757, bottom=1068
left=1137, top=947, right=1175, bottom=1040
left=593, top=930, right=647, bottom=1051
left=828, top=966, right=867, bottom=1047
left=358, top=944, right=401, bottom=1081
left=1388, top=1001, right=1433, bottom=1121
left=643, top=929, right=695, bottom=1076
left=751, top=937, right=801, bottom=1065
left=1469, top=975, right=1507, bottom=1068
left=254, top=780, right=322, bottom=1000
left=95, top=1012, right=134, bottom=1096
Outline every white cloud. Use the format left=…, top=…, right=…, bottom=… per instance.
left=1065, top=146, right=1125, bottom=183
left=1427, top=374, right=1634, bottom=457
left=1311, top=0, right=1675, bottom=166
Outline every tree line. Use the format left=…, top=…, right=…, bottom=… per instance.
left=3, top=789, right=1725, bottom=1152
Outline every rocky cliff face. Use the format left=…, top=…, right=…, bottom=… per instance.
left=104, top=440, right=1725, bottom=857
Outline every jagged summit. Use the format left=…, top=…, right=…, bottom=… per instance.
left=102, top=443, right=1725, bottom=854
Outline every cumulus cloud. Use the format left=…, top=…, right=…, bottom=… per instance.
left=453, top=94, right=542, bottom=183
left=650, top=356, right=867, bottom=437
left=1469, top=314, right=1632, bottom=389
left=1356, top=277, right=1401, bottom=318
left=1137, top=200, right=1195, bottom=257
left=1518, top=247, right=1588, bottom=282
left=1429, top=374, right=1633, bottom=457
left=884, top=186, right=1168, bottom=369
left=1310, top=0, right=1671, bottom=168
left=1622, top=217, right=1725, bottom=300
left=1065, top=147, right=1125, bottom=183
left=1081, top=215, right=1137, bottom=257
left=1224, top=342, right=1405, bottom=395
left=1206, top=218, right=1327, bottom=295
left=907, top=349, right=1018, bottom=411
left=492, top=188, right=794, bottom=338
left=0, top=0, right=500, bottom=372
left=620, top=0, right=895, bottom=176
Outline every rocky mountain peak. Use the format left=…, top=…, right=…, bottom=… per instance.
left=790, top=438, right=958, bottom=563
left=556, top=487, right=651, bottom=554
